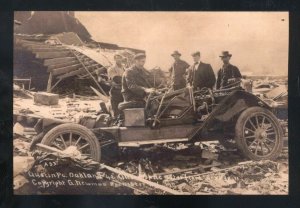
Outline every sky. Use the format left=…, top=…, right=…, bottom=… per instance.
left=75, top=12, right=288, bottom=75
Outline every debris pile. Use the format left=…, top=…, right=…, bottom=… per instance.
left=13, top=136, right=288, bottom=195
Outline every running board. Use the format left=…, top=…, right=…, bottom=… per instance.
left=118, top=138, right=189, bottom=147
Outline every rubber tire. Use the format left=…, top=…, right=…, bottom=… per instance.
left=41, top=123, right=101, bottom=162
left=235, top=106, right=283, bottom=160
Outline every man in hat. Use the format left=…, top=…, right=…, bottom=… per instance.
left=187, top=51, right=216, bottom=90
left=107, top=53, right=125, bottom=118
left=216, top=51, right=242, bottom=89
left=168, top=50, right=190, bottom=90
left=121, top=53, right=154, bottom=106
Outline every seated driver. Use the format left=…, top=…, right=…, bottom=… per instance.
left=121, top=53, right=154, bottom=108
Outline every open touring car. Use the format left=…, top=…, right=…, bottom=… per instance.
left=22, top=81, right=284, bottom=162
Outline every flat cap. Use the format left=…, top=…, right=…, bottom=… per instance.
left=191, top=51, right=200, bottom=57
left=134, top=53, right=146, bottom=60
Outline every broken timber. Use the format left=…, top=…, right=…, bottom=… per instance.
left=101, top=163, right=183, bottom=195
left=15, top=37, right=110, bottom=93
left=36, top=51, right=72, bottom=59
left=44, top=57, right=77, bottom=66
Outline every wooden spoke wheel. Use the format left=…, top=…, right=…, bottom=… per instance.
left=41, top=123, right=101, bottom=162
left=235, top=107, right=283, bottom=160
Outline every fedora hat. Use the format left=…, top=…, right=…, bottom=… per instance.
left=171, top=50, right=181, bottom=57
left=219, top=51, right=232, bottom=57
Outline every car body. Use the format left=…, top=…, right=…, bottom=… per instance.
left=19, top=83, right=284, bottom=162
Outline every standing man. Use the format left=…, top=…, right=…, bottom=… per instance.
left=216, top=51, right=242, bottom=89
left=187, top=51, right=216, bottom=90
left=107, top=54, right=125, bottom=118
left=168, top=50, right=190, bottom=90
left=121, top=53, right=154, bottom=108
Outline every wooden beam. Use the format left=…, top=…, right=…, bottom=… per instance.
left=46, top=72, right=53, bottom=92
left=101, top=164, right=183, bottom=195
left=90, top=86, right=109, bottom=102
left=50, top=78, right=63, bottom=91
left=47, top=60, right=79, bottom=71
left=47, top=59, right=95, bottom=71
left=32, top=48, right=70, bottom=53
left=36, top=51, right=71, bottom=59
left=44, top=57, right=77, bottom=66
left=21, top=42, right=46, bottom=47
left=56, top=64, right=99, bottom=79
left=57, top=68, right=85, bottom=79
left=26, top=45, right=65, bottom=50
left=51, top=64, right=82, bottom=76
left=155, top=163, right=221, bottom=176
left=78, top=67, right=104, bottom=78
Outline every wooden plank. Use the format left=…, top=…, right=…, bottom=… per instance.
left=50, top=78, right=63, bottom=91
left=56, top=64, right=100, bottom=79
left=101, top=164, right=183, bottom=195
left=26, top=45, right=65, bottom=50
left=47, top=59, right=95, bottom=71
left=47, top=72, right=53, bottom=92
left=36, top=51, right=71, bottom=59
left=44, top=57, right=77, bottom=66
left=32, top=48, right=70, bottom=53
left=53, top=63, right=99, bottom=76
left=51, top=64, right=82, bottom=76
left=57, top=68, right=85, bottom=79
left=47, top=60, right=79, bottom=71
left=118, top=138, right=189, bottom=147
left=21, top=42, right=46, bottom=47
left=155, top=163, right=221, bottom=176
left=78, top=67, right=103, bottom=78
left=90, top=86, right=109, bottom=102
left=36, top=143, right=65, bottom=154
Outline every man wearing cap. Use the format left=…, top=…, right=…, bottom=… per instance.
left=216, top=51, right=242, bottom=89
left=187, top=51, right=216, bottom=90
left=168, top=50, right=190, bottom=90
left=107, top=54, right=125, bottom=118
left=121, top=53, right=154, bottom=106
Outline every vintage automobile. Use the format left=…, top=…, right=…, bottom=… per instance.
left=23, top=82, right=284, bottom=162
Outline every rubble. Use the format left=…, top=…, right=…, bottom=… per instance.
left=34, top=92, right=59, bottom=105
left=13, top=137, right=288, bottom=195
left=13, top=156, right=35, bottom=177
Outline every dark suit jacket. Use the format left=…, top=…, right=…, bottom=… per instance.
left=216, top=64, right=242, bottom=89
left=121, top=65, right=151, bottom=102
left=187, top=62, right=216, bottom=90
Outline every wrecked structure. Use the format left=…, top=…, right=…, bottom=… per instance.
left=14, top=11, right=145, bottom=95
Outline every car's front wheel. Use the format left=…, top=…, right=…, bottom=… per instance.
left=41, top=123, right=101, bottom=162
left=235, top=106, right=283, bottom=160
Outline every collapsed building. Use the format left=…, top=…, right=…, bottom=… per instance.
left=14, top=11, right=146, bottom=96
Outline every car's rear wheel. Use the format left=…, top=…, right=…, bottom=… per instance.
left=235, top=106, right=283, bottom=160
left=41, top=123, right=101, bottom=162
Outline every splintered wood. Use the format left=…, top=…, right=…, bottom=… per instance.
left=32, top=143, right=288, bottom=195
